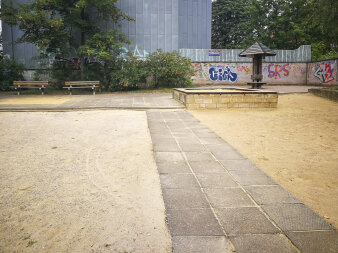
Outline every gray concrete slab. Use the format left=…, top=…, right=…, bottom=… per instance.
left=245, top=185, right=302, bottom=205
left=285, top=231, right=338, bottom=253
left=196, top=173, right=238, bottom=188
left=160, top=174, right=200, bottom=189
left=185, top=152, right=214, bottom=162
left=204, top=188, right=256, bottom=208
left=262, top=204, right=334, bottom=231
left=153, top=142, right=181, bottom=152
left=172, top=236, right=233, bottom=253
left=215, top=207, right=279, bottom=235
left=155, top=152, right=185, bottom=163
left=162, top=188, right=209, bottom=209
left=189, top=160, right=225, bottom=174
left=229, top=170, right=278, bottom=186
left=219, top=159, right=259, bottom=171
left=156, top=161, right=191, bottom=174
left=166, top=208, right=224, bottom=236
left=230, top=234, right=299, bottom=253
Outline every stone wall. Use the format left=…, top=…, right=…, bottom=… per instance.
left=308, top=88, right=338, bottom=102
left=173, top=89, right=278, bottom=109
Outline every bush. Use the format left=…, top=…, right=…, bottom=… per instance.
left=0, top=57, right=25, bottom=91
left=146, top=50, right=194, bottom=88
left=109, top=55, right=149, bottom=91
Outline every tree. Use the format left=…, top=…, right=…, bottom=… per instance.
left=1, top=0, right=132, bottom=87
left=212, top=0, right=249, bottom=49
left=243, top=0, right=311, bottom=49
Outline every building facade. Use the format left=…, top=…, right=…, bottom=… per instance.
left=2, top=0, right=212, bottom=68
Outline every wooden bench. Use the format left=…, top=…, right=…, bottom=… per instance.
left=63, top=81, right=100, bottom=95
left=12, top=81, right=49, bottom=95
left=247, top=82, right=266, bottom=89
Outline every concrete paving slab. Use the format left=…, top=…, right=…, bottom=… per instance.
left=230, top=234, right=298, bottom=253
left=196, top=173, right=238, bottom=188
left=204, top=188, right=256, bottom=208
left=153, top=142, right=181, bottom=152
left=162, top=188, right=209, bottom=209
left=219, top=159, right=259, bottom=171
left=215, top=207, right=279, bottom=235
left=155, top=152, right=185, bottom=163
left=172, top=236, right=233, bottom=253
left=245, top=185, right=302, bottom=205
left=198, top=137, right=225, bottom=144
left=185, top=152, right=215, bottom=162
left=285, top=231, right=338, bottom=253
left=160, top=174, right=200, bottom=189
left=166, top=209, right=224, bottom=236
left=156, top=161, right=191, bottom=174
left=210, top=149, right=246, bottom=160
left=175, top=137, right=201, bottom=145
left=180, top=143, right=206, bottom=152
left=189, top=161, right=226, bottom=174
left=262, top=204, right=334, bottom=231
left=229, top=170, right=278, bottom=186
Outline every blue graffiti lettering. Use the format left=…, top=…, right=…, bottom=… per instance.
left=209, top=66, right=238, bottom=82
left=209, top=67, right=218, bottom=81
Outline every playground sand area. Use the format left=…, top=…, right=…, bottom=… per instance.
left=190, top=93, right=338, bottom=228
left=0, top=110, right=171, bottom=253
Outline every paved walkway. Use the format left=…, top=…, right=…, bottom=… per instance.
left=0, top=93, right=184, bottom=111
left=147, top=110, right=337, bottom=253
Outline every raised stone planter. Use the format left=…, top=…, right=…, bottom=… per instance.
left=308, top=88, right=338, bottom=102
left=173, top=88, right=278, bottom=109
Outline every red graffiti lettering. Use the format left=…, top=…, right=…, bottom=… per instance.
left=314, top=63, right=335, bottom=83
left=267, top=63, right=290, bottom=79
left=282, top=64, right=289, bottom=76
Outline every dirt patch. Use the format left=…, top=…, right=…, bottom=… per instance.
left=190, top=93, right=338, bottom=228
left=0, top=111, right=171, bottom=252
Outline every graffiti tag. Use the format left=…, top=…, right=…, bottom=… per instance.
left=268, top=63, right=290, bottom=79
left=314, top=63, right=335, bottom=83
left=209, top=66, right=238, bottom=82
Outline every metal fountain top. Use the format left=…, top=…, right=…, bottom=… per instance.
left=239, top=42, right=276, bottom=58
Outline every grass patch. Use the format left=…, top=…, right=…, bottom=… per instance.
left=324, top=86, right=338, bottom=90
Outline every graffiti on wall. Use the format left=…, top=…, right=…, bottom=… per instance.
left=208, top=65, right=238, bottom=82
left=192, top=62, right=308, bottom=84
left=313, top=63, right=335, bottom=83
left=267, top=63, right=290, bottom=79
left=120, top=45, right=149, bottom=58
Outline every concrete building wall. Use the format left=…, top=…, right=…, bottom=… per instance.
left=2, top=0, right=212, bottom=68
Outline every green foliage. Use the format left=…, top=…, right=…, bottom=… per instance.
left=0, top=57, right=25, bottom=91
left=146, top=50, right=194, bottom=88
left=212, top=0, right=249, bottom=49
left=109, top=55, right=149, bottom=91
left=212, top=0, right=337, bottom=60
left=1, top=0, right=132, bottom=80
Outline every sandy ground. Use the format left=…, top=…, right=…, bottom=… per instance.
left=0, top=111, right=171, bottom=253
left=0, top=97, right=72, bottom=104
left=190, top=93, right=338, bottom=228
